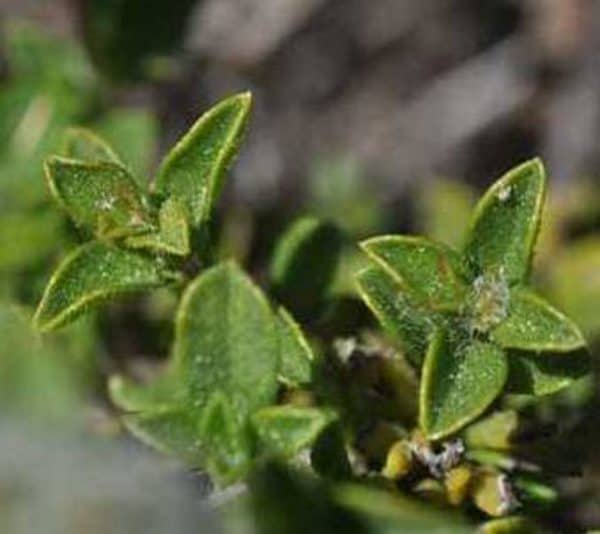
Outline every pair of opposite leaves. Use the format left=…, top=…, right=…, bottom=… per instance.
left=357, top=159, right=588, bottom=440
left=32, top=92, right=335, bottom=483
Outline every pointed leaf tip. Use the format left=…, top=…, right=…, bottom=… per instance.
left=464, top=158, right=546, bottom=284
left=361, top=235, right=468, bottom=311
left=491, top=287, right=586, bottom=352
left=34, top=242, right=173, bottom=332
left=155, top=92, right=253, bottom=227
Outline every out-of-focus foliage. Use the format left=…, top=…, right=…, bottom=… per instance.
left=79, top=0, right=199, bottom=82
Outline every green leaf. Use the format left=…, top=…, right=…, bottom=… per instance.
left=464, top=158, right=546, bottom=283
left=60, top=127, right=122, bottom=164
left=123, top=406, right=201, bottom=464
left=45, top=156, right=153, bottom=237
left=420, top=331, right=508, bottom=439
left=108, top=372, right=183, bottom=412
left=199, top=392, right=253, bottom=483
left=174, top=261, right=279, bottom=417
left=277, top=307, right=314, bottom=387
left=109, top=262, right=280, bottom=480
left=361, top=236, right=468, bottom=311
left=462, top=410, right=518, bottom=451
left=505, top=350, right=590, bottom=396
left=491, top=288, right=586, bottom=352
left=270, top=217, right=343, bottom=321
left=355, top=266, right=433, bottom=366
left=34, top=242, right=174, bottom=332
left=253, top=405, right=336, bottom=458
left=125, top=197, right=190, bottom=256
left=155, top=93, right=252, bottom=227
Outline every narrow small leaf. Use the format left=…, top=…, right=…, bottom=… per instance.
left=34, top=242, right=173, bottom=332
left=270, top=216, right=343, bottom=321
left=420, top=331, right=508, bottom=440
left=277, top=307, right=314, bottom=387
left=355, top=266, right=433, bottom=366
left=60, top=127, right=122, bottom=164
left=491, top=288, right=586, bottom=352
left=173, top=261, right=279, bottom=417
left=125, top=197, right=190, bottom=256
left=464, top=158, right=546, bottom=283
left=199, top=392, right=253, bottom=483
left=45, top=155, right=153, bottom=237
left=155, top=92, right=252, bottom=227
left=505, top=350, right=590, bottom=396
left=361, top=236, right=468, bottom=311
left=252, top=405, right=336, bottom=458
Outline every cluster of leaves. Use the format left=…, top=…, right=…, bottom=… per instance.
left=30, top=84, right=592, bottom=532
left=418, top=176, right=600, bottom=344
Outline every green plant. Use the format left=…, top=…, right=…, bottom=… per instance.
left=32, top=93, right=591, bottom=531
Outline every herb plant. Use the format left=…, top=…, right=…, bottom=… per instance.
left=33, top=92, right=591, bottom=530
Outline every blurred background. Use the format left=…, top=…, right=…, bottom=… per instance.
left=0, top=1, right=599, bottom=532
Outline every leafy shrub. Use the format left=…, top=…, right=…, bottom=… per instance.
left=30, top=90, right=592, bottom=532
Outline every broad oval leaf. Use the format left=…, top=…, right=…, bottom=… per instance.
left=277, top=307, right=314, bottom=387
left=125, top=197, right=190, bottom=256
left=491, top=288, right=586, bottom=352
left=60, top=127, right=122, bottom=164
left=173, top=261, right=279, bottom=417
left=420, top=331, right=508, bottom=440
left=270, top=216, right=343, bottom=321
left=505, top=350, right=590, bottom=396
left=34, top=242, right=174, bottom=332
left=45, top=155, right=153, bottom=237
left=154, top=92, right=252, bottom=227
left=361, top=236, right=468, bottom=311
left=355, top=266, right=433, bottom=366
left=464, top=159, right=546, bottom=284
left=252, top=405, right=336, bottom=458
